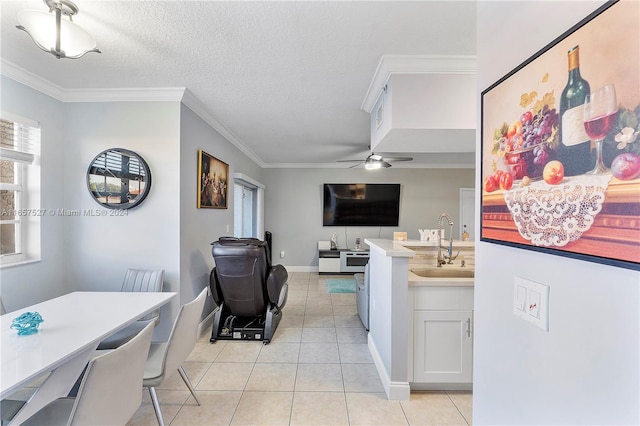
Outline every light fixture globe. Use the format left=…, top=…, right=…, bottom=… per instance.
left=17, top=0, right=100, bottom=59
left=364, top=154, right=391, bottom=169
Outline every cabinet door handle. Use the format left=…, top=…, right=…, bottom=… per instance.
left=466, top=318, right=472, bottom=338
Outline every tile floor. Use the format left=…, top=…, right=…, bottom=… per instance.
left=127, top=272, right=472, bottom=425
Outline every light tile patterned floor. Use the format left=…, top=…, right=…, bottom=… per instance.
left=127, top=272, right=472, bottom=425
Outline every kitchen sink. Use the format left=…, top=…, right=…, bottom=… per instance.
left=410, top=268, right=474, bottom=279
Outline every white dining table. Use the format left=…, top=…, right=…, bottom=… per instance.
left=1, top=291, right=176, bottom=424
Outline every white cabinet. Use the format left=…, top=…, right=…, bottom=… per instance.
left=319, top=249, right=369, bottom=274
left=319, top=257, right=341, bottom=273
left=413, top=310, right=473, bottom=383
left=411, top=286, right=473, bottom=385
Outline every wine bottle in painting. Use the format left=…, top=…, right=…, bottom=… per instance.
left=559, top=45, right=593, bottom=176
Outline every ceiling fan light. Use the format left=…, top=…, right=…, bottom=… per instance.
left=17, top=1, right=100, bottom=59
left=365, top=161, right=381, bottom=170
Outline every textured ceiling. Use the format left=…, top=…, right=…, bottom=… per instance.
left=0, top=1, right=477, bottom=167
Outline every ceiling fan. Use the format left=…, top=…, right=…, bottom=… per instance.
left=337, top=152, right=413, bottom=169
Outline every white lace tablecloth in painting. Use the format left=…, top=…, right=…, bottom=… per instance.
left=503, top=175, right=611, bottom=247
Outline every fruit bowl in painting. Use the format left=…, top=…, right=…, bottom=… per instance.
left=504, top=143, right=553, bottom=181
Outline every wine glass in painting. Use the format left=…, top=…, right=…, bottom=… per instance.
left=583, top=84, right=617, bottom=175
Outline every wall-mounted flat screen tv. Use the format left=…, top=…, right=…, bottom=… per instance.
left=323, top=183, right=400, bottom=226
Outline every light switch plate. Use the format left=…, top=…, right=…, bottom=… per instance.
left=513, top=276, right=549, bottom=331
left=515, top=285, right=527, bottom=312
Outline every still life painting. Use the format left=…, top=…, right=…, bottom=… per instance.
left=197, top=150, right=228, bottom=209
left=480, top=0, right=640, bottom=271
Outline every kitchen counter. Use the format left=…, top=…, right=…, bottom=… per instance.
left=364, top=238, right=475, bottom=400
left=398, top=239, right=475, bottom=248
left=392, top=240, right=475, bottom=287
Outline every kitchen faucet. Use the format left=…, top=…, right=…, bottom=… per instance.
left=437, top=213, right=459, bottom=267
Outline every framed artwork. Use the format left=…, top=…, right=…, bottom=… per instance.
left=480, top=1, right=640, bottom=271
left=197, top=150, right=228, bottom=209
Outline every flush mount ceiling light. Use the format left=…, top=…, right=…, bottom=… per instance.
left=16, top=0, right=100, bottom=59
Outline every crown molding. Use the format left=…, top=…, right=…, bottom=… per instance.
left=1, top=59, right=472, bottom=170
left=360, top=54, right=477, bottom=113
left=1, top=59, right=186, bottom=102
left=181, top=89, right=265, bottom=168
left=263, top=161, right=474, bottom=169
left=1, top=59, right=66, bottom=100
left=1, top=60, right=265, bottom=167
left=263, top=162, right=355, bottom=169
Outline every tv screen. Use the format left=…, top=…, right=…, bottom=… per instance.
left=323, top=183, right=400, bottom=227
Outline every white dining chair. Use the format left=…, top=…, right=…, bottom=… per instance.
left=97, top=269, right=165, bottom=350
left=20, top=321, right=155, bottom=426
left=144, top=288, right=207, bottom=426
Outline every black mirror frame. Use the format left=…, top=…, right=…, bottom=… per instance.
left=86, top=148, right=152, bottom=210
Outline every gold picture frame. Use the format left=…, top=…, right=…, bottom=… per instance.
left=197, top=150, right=228, bottom=209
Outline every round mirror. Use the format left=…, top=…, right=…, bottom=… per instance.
left=86, top=148, right=152, bottom=209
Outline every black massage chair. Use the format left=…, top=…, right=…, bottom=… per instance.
left=209, top=237, right=288, bottom=344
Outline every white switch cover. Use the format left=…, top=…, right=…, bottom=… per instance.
left=513, top=276, right=549, bottom=331
left=515, top=285, right=527, bottom=312
left=527, top=290, right=541, bottom=318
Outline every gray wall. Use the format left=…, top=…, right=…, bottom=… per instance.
left=262, top=167, right=474, bottom=269
left=474, top=1, right=639, bottom=424
left=0, top=80, right=270, bottom=337
left=0, top=77, right=68, bottom=311
left=179, top=104, right=264, bottom=317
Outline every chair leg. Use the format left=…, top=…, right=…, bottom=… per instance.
left=178, top=366, right=201, bottom=406
left=148, top=387, right=165, bottom=426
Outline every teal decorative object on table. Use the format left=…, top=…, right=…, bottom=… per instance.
left=11, top=312, right=43, bottom=335
left=325, top=279, right=356, bottom=293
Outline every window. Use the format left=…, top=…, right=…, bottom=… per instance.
left=234, top=183, right=255, bottom=238
left=0, top=113, right=41, bottom=266
left=232, top=173, right=264, bottom=239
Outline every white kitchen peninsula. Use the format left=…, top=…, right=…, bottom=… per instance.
left=364, top=238, right=414, bottom=400
left=364, top=238, right=474, bottom=401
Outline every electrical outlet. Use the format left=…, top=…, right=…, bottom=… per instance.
left=280, top=251, right=285, bottom=258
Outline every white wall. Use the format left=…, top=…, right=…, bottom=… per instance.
left=0, top=77, right=68, bottom=310
left=62, top=101, right=182, bottom=339
left=179, top=104, right=263, bottom=318
left=474, top=2, right=640, bottom=424
left=262, top=167, right=474, bottom=269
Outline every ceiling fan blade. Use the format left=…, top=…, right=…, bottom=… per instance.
left=382, top=161, right=392, bottom=168
left=383, top=156, right=413, bottom=162
left=349, top=162, right=363, bottom=168
left=336, top=159, right=365, bottom=162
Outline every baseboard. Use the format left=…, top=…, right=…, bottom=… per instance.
left=410, top=382, right=473, bottom=391
left=368, top=334, right=411, bottom=401
left=281, top=266, right=318, bottom=273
